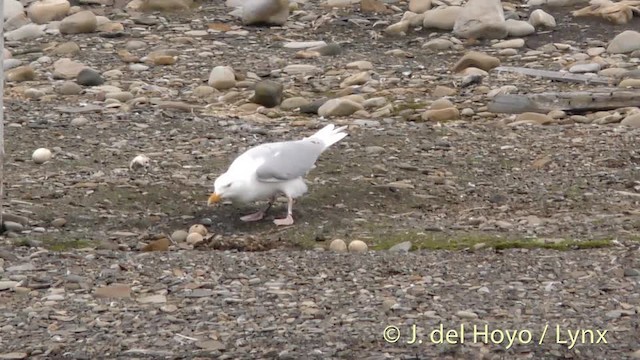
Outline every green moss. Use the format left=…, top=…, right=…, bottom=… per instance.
left=367, top=230, right=612, bottom=252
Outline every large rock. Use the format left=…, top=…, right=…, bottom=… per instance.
left=232, top=0, right=290, bottom=26
left=422, top=6, right=462, bottom=30
left=453, top=0, right=508, bottom=40
left=607, top=31, right=640, bottom=54
left=4, top=0, right=24, bottom=20
left=27, top=0, right=70, bottom=24
left=59, top=10, right=97, bottom=34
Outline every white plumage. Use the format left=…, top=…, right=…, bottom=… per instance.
left=208, top=124, right=348, bottom=226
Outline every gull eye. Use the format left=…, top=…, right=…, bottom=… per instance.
left=225, top=183, right=232, bottom=189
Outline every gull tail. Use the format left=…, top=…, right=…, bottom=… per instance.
left=307, top=124, right=348, bottom=150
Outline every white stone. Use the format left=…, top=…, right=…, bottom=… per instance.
left=505, top=19, right=535, bottom=37
left=5, top=24, right=45, bottom=41
left=3, top=0, right=25, bottom=20
left=32, top=148, right=52, bottom=164
left=422, top=6, right=463, bottom=30
left=208, top=66, right=236, bottom=90
left=529, top=9, right=556, bottom=28
left=453, top=0, right=507, bottom=39
left=348, top=240, right=368, bottom=253
left=607, top=31, right=640, bottom=54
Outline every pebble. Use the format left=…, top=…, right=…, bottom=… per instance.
left=456, top=310, right=478, bottom=319
left=58, top=81, right=83, bottom=95
left=250, top=80, right=283, bottom=108
left=70, top=117, right=89, bottom=127
left=409, top=0, right=431, bottom=14
left=208, top=66, right=236, bottom=90
left=389, top=241, right=412, bottom=252
left=452, top=51, right=500, bottom=72
left=32, top=148, right=52, bottom=164
left=94, top=284, right=132, bottom=298
left=492, top=38, right=525, bottom=49
left=505, top=20, right=535, bottom=37
left=348, top=240, right=368, bottom=253
left=329, top=239, right=347, bottom=253
left=6, top=66, right=36, bottom=82
left=569, top=63, right=601, bottom=73
left=76, top=68, right=105, bottom=86
left=318, top=98, right=363, bottom=117
left=171, top=230, right=189, bottom=242
left=137, top=294, right=167, bottom=304
left=188, top=224, right=208, bottom=236
left=529, top=9, right=556, bottom=28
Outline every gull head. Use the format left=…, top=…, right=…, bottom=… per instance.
left=208, top=172, right=239, bottom=205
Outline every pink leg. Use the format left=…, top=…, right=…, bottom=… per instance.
left=240, top=196, right=275, bottom=222
left=273, top=196, right=294, bottom=226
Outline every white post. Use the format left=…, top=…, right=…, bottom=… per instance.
left=0, top=1, right=5, bottom=227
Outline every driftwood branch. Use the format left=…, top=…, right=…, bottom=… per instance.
left=493, top=66, right=613, bottom=85
left=488, top=90, right=640, bottom=114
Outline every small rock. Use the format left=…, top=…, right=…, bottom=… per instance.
left=129, top=154, right=150, bottom=170
left=208, top=66, right=236, bottom=90
left=188, top=224, right=208, bottom=236
left=6, top=66, right=36, bottom=82
left=5, top=24, right=45, bottom=41
left=346, top=61, right=373, bottom=70
left=340, top=71, right=371, bottom=88
left=50, top=218, right=67, bottom=227
left=250, top=80, right=283, bottom=108
left=58, top=81, right=83, bottom=95
left=76, top=68, right=104, bottom=86
left=422, top=107, right=460, bottom=122
left=569, top=63, right=601, bottom=73
left=505, top=19, right=535, bottom=37
left=141, top=238, right=170, bottom=252
left=137, top=294, right=167, bottom=304
left=452, top=51, right=500, bottom=73
left=0, top=353, right=28, bottom=360
left=0, top=281, right=19, bottom=291
left=422, top=38, right=454, bottom=50
left=240, top=0, right=289, bottom=26
left=456, top=310, right=478, bottom=319
left=138, top=0, right=192, bottom=11
left=348, top=240, right=368, bottom=253
left=619, top=79, right=640, bottom=88
left=32, top=148, right=52, bottom=164
left=51, top=42, right=81, bottom=56
left=607, top=30, right=640, bottom=54
left=186, top=233, right=204, bottom=245
left=389, top=241, right=411, bottom=252
left=280, top=97, right=310, bottom=110
left=70, top=116, right=89, bottom=127
left=53, top=58, right=87, bottom=79
left=59, top=10, right=98, bottom=34
left=94, top=284, right=131, bottom=298
left=329, top=239, right=347, bottom=253
left=318, top=98, right=364, bottom=117
left=529, top=9, right=556, bottom=28
left=171, top=230, right=189, bottom=242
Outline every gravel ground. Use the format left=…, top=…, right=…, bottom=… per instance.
left=1, top=0, right=640, bottom=358
left=1, top=245, right=639, bottom=359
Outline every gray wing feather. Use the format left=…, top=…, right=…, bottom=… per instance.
left=254, top=138, right=325, bottom=182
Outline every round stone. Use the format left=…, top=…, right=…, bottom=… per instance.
left=32, top=148, right=52, bottom=164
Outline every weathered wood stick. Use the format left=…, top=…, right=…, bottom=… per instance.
left=493, top=66, right=613, bottom=85
left=488, top=90, right=640, bottom=114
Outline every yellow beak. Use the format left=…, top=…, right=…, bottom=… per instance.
left=207, top=193, right=222, bottom=205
